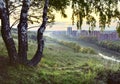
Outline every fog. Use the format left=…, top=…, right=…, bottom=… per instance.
left=44, top=31, right=120, bottom=63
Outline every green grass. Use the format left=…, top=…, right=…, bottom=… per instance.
left=0, top=35, right=120, bottom=84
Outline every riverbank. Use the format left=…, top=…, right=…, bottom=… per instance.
left=49, top=32, right=120, bottom=60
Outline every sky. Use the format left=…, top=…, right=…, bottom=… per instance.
left=10, top=0, right=119, bottom=31
left=44, top=7, right=118, bottom=31
left=44, top=1, right=120, bottom=31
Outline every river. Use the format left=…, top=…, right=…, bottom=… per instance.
left=44, top=32, right=120, bottom=63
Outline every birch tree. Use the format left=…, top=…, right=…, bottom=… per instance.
left=0, top=0, right=49, bottom=66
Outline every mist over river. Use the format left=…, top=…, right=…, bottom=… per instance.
left=44, top=31, right=120, bottom=63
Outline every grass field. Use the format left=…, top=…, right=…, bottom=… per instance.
left=0, top=34, right=120, bottom=84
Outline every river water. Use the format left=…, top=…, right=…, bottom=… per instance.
left=99, top=53, right=120, bottom=62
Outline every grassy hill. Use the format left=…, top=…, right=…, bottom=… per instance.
left=0, top=31, right=120, bottom=84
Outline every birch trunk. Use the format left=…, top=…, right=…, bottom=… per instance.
left=0, top=0, right=17, bottom=63
left=18, top=0, right=30, bottom=64
left=28, top=0, right=49, bottom=66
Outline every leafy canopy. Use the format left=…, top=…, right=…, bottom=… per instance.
left=7, top=0, right=120, bottom=33
left=71, top=0, right=120, bottom=31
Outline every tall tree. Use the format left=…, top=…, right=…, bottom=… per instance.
left=0, top=0, right=50, bottom=66
left=0, top=0, right=69, bottom=66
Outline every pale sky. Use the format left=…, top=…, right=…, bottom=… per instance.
left=46, top=1, right=120, bottom=31
left=45, top=6, right=118, bottom=31
left=10, top=1, right=120, bottom=31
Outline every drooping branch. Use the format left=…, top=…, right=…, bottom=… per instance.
left=9, top=4, right=22, bottom=15
left=28, top=25, right=40, bottom=29
left=28, top=0, right=49, bottom=66
left=17, top=0, right=30, bottom=64
left=0, top=0, right=18, bottom=63
left=10, top=19, right=19, bottom=29
left=71, top=0, right=120, bottom=30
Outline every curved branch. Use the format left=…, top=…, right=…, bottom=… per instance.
left=28, top=0, right=49, bottom=66
left=28, top=25, right=40, bottom=29
left=10, top=19, right=19, bottom=29
left=9, top=4, right=22, bottom=15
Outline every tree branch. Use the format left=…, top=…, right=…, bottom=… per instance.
left=28, top=0, right=49, bottom=66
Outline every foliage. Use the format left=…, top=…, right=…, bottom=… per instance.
left=79, top=36, right=98, bottom=44
left=59, top=41, right=96, bottom=54
left=98, top=40, right=120, bottom=53
left=71, top=0, right=120, bottom=31
left=7, top=0, right=70, bottom=27
left=49, top=0, right=70, bottom=18
left=8, top=0, right=120, bottom=31
left=117, top=22, right=120, bottom=37
left=79, top=35, right=120, bottom=53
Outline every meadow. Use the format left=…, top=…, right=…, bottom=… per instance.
left=0, top=31, right=120, bottom=84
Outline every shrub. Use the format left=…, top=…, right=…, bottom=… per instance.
left=60, top=41, right=96, bottom=54
left=98, top=41, right=120, bottom=53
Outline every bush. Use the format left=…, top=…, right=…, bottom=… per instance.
left=98, top=41, right=120, bottom=53
left=60, top=41, right=96, bottom=54
left=79, top=36, right=98, bottom=44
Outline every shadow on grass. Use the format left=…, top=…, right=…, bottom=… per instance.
left=0, top=56, right=120, bottom=84
left=0, top=56, right=10, bottom=82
